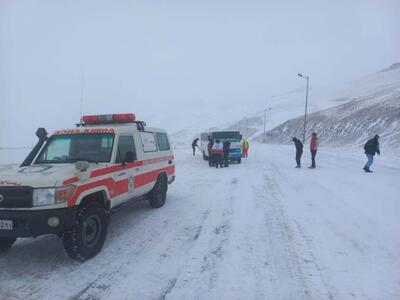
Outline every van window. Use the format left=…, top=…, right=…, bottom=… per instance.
left=140, top=132, right=158, bottom=152
left=156, top=132, right=170, bottom=151
left=116, top=135, right=136, bottom=163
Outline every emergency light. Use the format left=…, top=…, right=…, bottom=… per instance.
left=82, top=113, right=136, bottom=124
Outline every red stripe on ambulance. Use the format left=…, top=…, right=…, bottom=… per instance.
left=62, top=155, right=174, bottom=186
left=67, top=165, right=175, bottom=207
left=134, top=166, right=175, bottom=188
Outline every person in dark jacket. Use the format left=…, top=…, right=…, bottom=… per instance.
left=223, top=139, right=231, bottom=167
left=363, top=135, right=380, bottom=173
left=192, top=138, right=199, bottom=156
left=292, top=137, right=303, bottom=168
left=207, top=138, right=214, bottom=167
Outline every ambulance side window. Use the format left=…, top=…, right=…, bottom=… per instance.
left=140, top=132, right=158, bottom=152
left=116, top=135, right=136, bottom=163
left=156, top=132, right=170, bottom=151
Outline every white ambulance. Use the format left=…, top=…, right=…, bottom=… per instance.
left=0, top=113, right=175, bottom=261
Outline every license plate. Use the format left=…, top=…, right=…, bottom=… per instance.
left=0, top=220, right=13, bottom=230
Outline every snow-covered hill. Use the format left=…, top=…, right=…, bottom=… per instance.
left=215, top=64, right=400, bottom=156
left=254, top=85, right=400, bottom=155
left=172, top=63, right=400, bottom=146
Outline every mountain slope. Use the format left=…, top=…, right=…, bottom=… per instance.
left=253, top=85, right=400, bottom=156
left=218, top=64, right=400, bottom=156
left=171, top=63, right=400, bottom=145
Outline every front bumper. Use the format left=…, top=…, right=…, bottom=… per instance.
left=0, top=207, right=77, bottom=238
left=229, top=151, right=242, bottom=159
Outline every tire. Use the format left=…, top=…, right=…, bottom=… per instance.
left=61, top=202, right=109, bottom=262
left=237, top=158, right=241, bottom=164
left=149, top=175, right=167, bottom=208
left=0, top=237, right=16, bottom=253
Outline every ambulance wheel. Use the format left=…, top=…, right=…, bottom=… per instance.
left=0, top=237, right=16, bottom=253
left=149, top=176, right=167, bottom=208
left=62, top=202, right=108, bottom=262
left=237, top=158, right=241, bottom=164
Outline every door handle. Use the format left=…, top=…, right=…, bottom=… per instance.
left=168, top=160, right=173, bottom=165
left=117, top=172, right=127, bottom=177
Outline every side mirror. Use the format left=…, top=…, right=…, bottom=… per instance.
left=75, top=161, right=90, bottom=172
left=123, top=151, right=135, bottom=165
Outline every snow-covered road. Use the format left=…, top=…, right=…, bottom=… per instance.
left=0, top=145, right=399, bottom=300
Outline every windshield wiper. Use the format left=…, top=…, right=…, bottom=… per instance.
left=67, top=157, right=99, bottom=164
left=35, top=157, right=100, bottom=164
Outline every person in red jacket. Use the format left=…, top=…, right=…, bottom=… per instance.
left=309, top=132, right=318, bottom=168
left=211, top=139, right=224, bottom=168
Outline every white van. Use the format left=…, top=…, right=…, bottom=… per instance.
left=200, top=131, right=242, bottom=163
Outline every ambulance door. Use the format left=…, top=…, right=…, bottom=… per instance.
left=113, top=134, right=140, bottom=206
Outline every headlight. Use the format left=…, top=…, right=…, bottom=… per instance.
left=33, top=186, right=76, bottom=207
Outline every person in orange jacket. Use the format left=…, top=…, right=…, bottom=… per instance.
left=309, top=132, right=318, bottom=168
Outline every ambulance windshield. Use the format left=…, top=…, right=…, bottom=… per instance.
left=35, top=133, right=115, bottom=164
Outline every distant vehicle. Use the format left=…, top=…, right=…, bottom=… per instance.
left=0, top=113, right=175, bottom=261
left=200, top=131, right=242, bottom=163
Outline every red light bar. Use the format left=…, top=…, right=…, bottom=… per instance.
left=81, top=113, right=136, bottom=124
left=113, top=113, right=135, bottom=122
left=82, top=115, right=100, bottom=124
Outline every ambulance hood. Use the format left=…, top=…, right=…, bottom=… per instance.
left=0, top=164, right=81, bottom=188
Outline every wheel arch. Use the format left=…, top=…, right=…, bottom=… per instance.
left=78, top=189, right=111, bottom=211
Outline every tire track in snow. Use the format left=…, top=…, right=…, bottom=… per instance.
left=252, top=170, right=312, bottom=299
left=266, top=160, right=335, bottom=300
left=160, top=176, right=238, bottom=299
left=72, top=199, right=213, bottom=300
left=76, top=161, right=237, bottom=300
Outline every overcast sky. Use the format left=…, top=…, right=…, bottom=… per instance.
left=1, top=0, right=399, bottom=147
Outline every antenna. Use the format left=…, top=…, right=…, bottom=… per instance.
left=80, top=65, right=85, bottom=121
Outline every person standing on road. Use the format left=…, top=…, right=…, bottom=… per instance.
left=223, top=139, right=231, bottom=167
left=292, top=137, right=303, bottom=168
left=309, top=132, right=318, bottom=169
left=211, top=139, right=223, bottom=168
left=192, top=138, right=199, bottom=156
left=207, top=138, right=214, bottom=167
left=241, top=137, right=249, bottom=158
left=363, top=135, right=380, bottom=173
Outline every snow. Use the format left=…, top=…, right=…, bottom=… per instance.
left=0, top=145, right=399, bottom=299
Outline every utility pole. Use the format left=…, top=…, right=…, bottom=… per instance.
left=297, top=73, right=309, bottom=143
left=263, top=107, right=271, bottom=143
